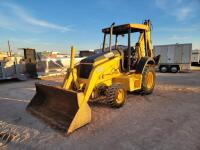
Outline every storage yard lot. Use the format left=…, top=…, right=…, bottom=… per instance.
left=0, top=68, right=200, bottom=150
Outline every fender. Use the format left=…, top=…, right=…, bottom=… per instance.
left=135, top=57, right=155, bottom=74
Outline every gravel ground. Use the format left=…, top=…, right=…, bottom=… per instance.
left=0, top=70, right=200, bottom=150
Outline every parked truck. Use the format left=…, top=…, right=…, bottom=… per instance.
left=191, top=49, right=200, bottom=65
left=153, top=43, right=192, bottom=73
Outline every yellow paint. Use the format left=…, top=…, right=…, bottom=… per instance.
left=62, top=46, right=79, bottom=90
left=146, top=72, right=153, bottom=89
left=129, top=24, right=149, bottom=30
left=116, top=89, right=125, bottom=104
left=67, top=92, right=91, bottom=134
left=113, top=74, right=142, bottom=91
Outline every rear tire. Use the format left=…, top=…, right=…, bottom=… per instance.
left=141, top=66, right=155, bottom=95
left=159, top=65, right=168, bottom=73
left=106, top=84, right=126, bottom=108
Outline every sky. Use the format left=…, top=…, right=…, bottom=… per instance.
left=0, top=0, right=199, bottom=53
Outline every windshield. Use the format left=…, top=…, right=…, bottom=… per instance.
left=102, top=32, right=140, bottom=52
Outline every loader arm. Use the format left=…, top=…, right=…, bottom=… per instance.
left=62, top=47, right=79, bottom=90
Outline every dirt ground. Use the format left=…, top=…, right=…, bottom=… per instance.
left=0, top=69, right=200, bottom=150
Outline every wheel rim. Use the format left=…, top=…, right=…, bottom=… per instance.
left=146, top=72, right=154, bottom=89
left=116, top=89, right=124, bottom=104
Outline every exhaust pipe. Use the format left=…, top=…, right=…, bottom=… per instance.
left=109, top=22, right=115, bottom=52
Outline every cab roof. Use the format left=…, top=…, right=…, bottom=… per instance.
left=102, top=24, right=149, bottom=35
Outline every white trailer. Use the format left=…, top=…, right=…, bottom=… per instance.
left=153, top=43, right=192, bottom=73
left=191, top=49, right=200, bottom=65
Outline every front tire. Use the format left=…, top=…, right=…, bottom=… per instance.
left=106, top=84, right=126, bottom=108
left=159, top=65, right=168, bottom=73
left=141, top=66, right=155, bottom=95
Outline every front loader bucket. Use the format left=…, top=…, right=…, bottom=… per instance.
left=26, top=83, right=91, bottom=134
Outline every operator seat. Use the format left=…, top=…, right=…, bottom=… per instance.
left=130, top=43, right=140, bottom=69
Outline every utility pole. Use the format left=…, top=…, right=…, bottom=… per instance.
left=8, top=40, right=11, bottom=56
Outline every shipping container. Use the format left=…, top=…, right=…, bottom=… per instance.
left=153, top=43, right=192, bottom=73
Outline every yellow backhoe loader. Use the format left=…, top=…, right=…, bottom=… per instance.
left=27, top=20, right=160, bottom=134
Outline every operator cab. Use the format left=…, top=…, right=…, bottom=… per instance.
left=102, top=23, right=150, bottom=72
